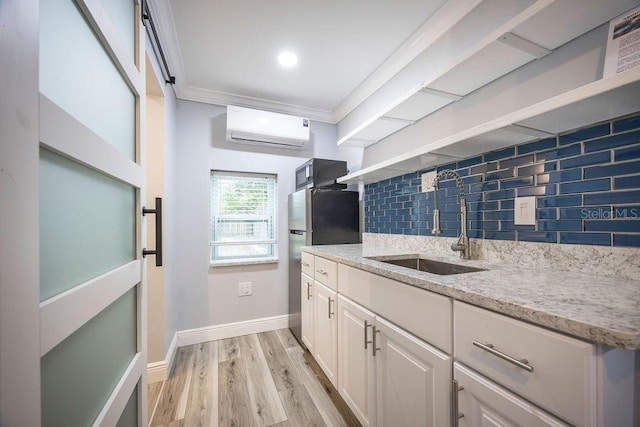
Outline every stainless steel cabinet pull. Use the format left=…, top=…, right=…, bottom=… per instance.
left=364, top=320, right=372, bottom=349
left=302, top=261, right=310, bottom=267
left=328, top=297, right=334, bottom=318
left=473, top=341, right=534, bottom=372
left=306, top=282, right=312, bottom=300
left=372, top=326, right=381, bottom=356
left=452, top=379, right=464, bottom=427
left=317, top=269, right=329, bottom=276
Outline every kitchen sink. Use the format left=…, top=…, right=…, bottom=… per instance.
left=370, top=256, right=486, bottom=275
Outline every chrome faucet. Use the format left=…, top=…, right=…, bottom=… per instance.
left=431, top=170, right=470, bottom=260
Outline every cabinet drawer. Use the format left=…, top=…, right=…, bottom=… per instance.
left=301, top=251, right=314, bottom=276
left=314, top=256, right=337, bottom=290
left=338, top=264, right=452, bottom=353
left=454, top=301, right=595, bottom=426
left=454, top=362, right=568, bottom=426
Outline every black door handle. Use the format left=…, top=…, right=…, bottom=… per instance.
left=142, top=197, right=162, bottom=267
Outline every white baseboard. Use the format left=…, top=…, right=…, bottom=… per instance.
left=147, top=315, right=289, bottom=382
left=176, top=314, right=291, bottom=347
left=165, top=331, right=178, bottom=375
left=147, top=360, right=168, bottom=384
left=147, top=331, right=178, bottom=384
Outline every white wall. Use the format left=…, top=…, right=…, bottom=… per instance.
left=145, top=76, right=165, bottom=363
left=161, top=77, right=178, bottom=354
left=173, top=100, right=362, bottom=331
left=146, top=38, right=179, bottom=358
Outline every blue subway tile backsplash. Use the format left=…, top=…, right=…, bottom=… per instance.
left=558, top=122, right=610, bottom=146
left=583, top=129, right=640, bottom=152
left=484, top=147, right=515, bottom=162
left=364, top=112, right=640, bottom=248
left=558, top=178, right=610, bottom=194
left=613, top=234, right=640, bottom=247
left=615, top=175, right=640, bottom=189
left=614, top=115, right=640, bottom=133
left=517, top=137, right=557, bottom=155
left=615, top=145, right=640, bottom=162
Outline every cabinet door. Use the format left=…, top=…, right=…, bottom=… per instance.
left=301, top=273, right=314, bottom=353
left=314, top=281, right=338, bottom=387
left=337, top=295, right=376, bottom=427
left=375, top=317, right=451, bottom=427
left=454, top=363, right=568, bottom=427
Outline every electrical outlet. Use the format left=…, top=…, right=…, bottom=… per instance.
left=239, top=282, right=252, bottom=296
left=514, top=196, right=536, bottom=225
left=421, top=171, right=437, bottom=192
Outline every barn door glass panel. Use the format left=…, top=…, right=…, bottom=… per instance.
left=100, top=0, right=135, bottom=58
left=41, top=288, right=137, bottom=426
left=39, top=149, right=135, bottom=301
left=40, top=0, right=136, bottom=159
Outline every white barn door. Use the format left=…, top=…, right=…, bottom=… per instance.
left=1, top=0, right=148, bottom=425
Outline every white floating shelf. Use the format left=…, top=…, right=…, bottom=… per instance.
left=385, top=88, right=460, bottom=121
left=427, top=37, right=546, bottom=96
left=336, top=0, right=639, bottom=149
left=350, top=116, right=413, bottom=144
left=338, top=69, right=640, bottom=185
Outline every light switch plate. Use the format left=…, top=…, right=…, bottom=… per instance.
left=421, top=171, right=437, bottom=192
left=514, top=196, right=536, bottom=225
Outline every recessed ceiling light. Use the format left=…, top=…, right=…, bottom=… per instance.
left=278, top=51, right=298, bottom=68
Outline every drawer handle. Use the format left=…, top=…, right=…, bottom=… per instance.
left=473, top=341, right=534, bottom=373
left=317, top=269, right=329, bottom=276
left=302, top=261, right=310, bottom=267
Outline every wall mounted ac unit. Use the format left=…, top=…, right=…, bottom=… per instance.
left=226, top=105, right=310, bottom=149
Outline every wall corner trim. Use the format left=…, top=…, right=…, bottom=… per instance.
left=176, top=314, right=291, bottom=348
left=148, top=331, right=178, bottom=384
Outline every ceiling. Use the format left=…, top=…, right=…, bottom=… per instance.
left=151, top=0, right=448, bottom=122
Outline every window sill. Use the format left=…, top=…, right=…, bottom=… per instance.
left=210, top=257, right=279, bottom=268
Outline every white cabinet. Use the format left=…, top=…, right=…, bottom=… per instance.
left=454, top=362, right=568, bottom=427
left=302, top=252, right=639, bottom=427
left=314, top=280, right=338, bottom=388
left=375, top=316, right=451, bottom=427
left=300, top=272, right=314, bottom=354
left=337, top=294, right=451, bottom=427
left=337, top=295, right=376, bottom=427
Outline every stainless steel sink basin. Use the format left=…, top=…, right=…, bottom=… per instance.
left=370, top=256, right=486, bottom=275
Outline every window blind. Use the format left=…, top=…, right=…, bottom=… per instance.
left=210, top=171, right=277, bottom=262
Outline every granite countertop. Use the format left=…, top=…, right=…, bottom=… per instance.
left=301, top=244, right=640, bottom=350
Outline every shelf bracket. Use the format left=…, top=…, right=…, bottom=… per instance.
left=498, top=32, right=552, bottom=59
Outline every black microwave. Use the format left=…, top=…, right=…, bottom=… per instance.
left=295, top=158, right=348, bottom=190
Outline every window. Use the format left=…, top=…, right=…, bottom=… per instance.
left=210, top=171, right=277, bottom=263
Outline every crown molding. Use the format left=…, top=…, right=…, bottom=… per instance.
left=177, top=85, right=336, bottom=123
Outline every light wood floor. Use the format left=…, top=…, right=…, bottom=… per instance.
left=148, top=329, right=360, bottom=427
